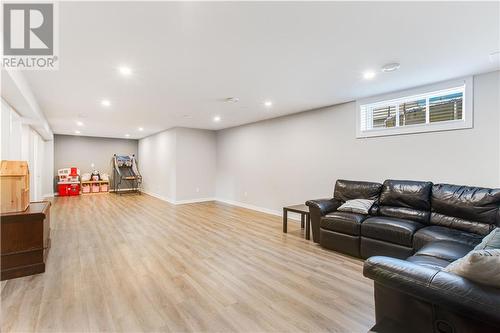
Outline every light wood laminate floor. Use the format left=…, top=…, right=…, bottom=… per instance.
left=1, top=194, right=374, bottom=332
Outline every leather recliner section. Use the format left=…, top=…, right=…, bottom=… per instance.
left=377, top=179, right=433, bottom=224
left=320, top=229, right=361, bottom=257
left=413, top=225, right=483, bottom=250
left=320, top=211, right=367, bottom=235
left=360, top=237, right=414, bottom=259
left=430, top=183, right=500, bottom=235
left=309, top=179, right=500, bottom=261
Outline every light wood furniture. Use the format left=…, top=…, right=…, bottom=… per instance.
left=0, top=160, right=30, bottom=213
left=283, top=204, right=311, bottom=240
left=1, top=201, right=51, bottom=281
left=81, top=180, right=110, bottom=194
left=0, top=195, right=373, bottom=332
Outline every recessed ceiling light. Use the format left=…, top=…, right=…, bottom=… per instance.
left=74, top=130, right=81, bottom=134
left=118, top=66, right=132, bottom=76
left=138, top=127, right=144, bottom=131
left=363, top=71, right=376, bottom=80
left=213, top=115, right=221, bottom=122
left=125, top=134, right=130, bottom=137
left=264, top=100, right=273, bottom=108
left=76, top=121, right=84, bottom=126
left=101, top=99, right=111, bottom=107
left=381, top=63, right=401, bottom=72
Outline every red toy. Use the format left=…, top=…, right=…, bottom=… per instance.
left=57, top=167, right=81, bottom=196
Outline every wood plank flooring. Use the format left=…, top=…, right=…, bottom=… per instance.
left=1, top=194, right=374, bottom=332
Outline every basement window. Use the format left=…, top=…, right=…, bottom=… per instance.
left=356, top=77, right=473, bottom=138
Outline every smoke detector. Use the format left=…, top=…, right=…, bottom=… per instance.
left=381, top=63, right=401, bottom=72
left=224, top=97, right=240, bottom=103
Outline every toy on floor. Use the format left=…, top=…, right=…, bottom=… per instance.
left=57, top=167, right=80, bottom=196
left=112, top=154, right=142, bottom=194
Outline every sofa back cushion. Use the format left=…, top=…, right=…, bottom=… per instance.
left=378, top=180, right=433, bottom=223
left=431, top=184, right=500, bottom=236
left=333, top=179, right=382, bottom=203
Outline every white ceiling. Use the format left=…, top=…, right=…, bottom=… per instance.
left=22, top=1, right=500, bottom=139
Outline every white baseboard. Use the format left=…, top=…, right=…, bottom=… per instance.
left=43, top=193, right=56, bottom=198
left=142, top=190, right=216, bottom=205
left=139, top=192, right=301, bottom=220
left=215, top=198, right=301, bottom=221
left=175, top=197, right=216, bottom=205
left=52, top=187, right=301, bottom=221
left=141, top=190, right=176, bottom=204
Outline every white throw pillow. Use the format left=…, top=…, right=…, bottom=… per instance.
left=443, top=249, right=500, bottom=288
left=474, top=228, right=500, bottom=250
left=337, top=199, right=374, bottom=215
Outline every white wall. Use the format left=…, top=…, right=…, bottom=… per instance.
left=175, top=128, right=217, bottom=202
left=139, top=128, right=177, bottom=201
left=2, top=69, right=55, bottom=199
left=53, top=134, right=138, bottom=191
left=138, top=127, right=217, bottom=203
left=1, top=99, right=23, bottom=160
left=216, top=71, right=500, bottom=215
left=43, top=139, right=54, bottom=197
left=1, top=98, right=53, bottom=200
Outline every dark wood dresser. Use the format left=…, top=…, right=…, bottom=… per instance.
left=1, top=201, right=51, bottom=280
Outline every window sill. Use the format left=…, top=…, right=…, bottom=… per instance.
left=357, top=119, right=473, bottom=138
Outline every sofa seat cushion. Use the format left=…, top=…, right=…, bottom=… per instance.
left=320, top=212, right=367, bottom=236
left=413, top=226, right=483, bottom=250
left=407, top=255, right=451, bottom=269
left=361, top=216, right=425, bottom=247
left=414, top=240, right=473, bottom=262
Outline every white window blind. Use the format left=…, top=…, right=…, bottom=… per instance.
left=357, top=77, right=472, bottom=138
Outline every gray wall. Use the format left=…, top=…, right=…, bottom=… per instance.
left=138, top=128, right=177, bottom=201
left=138, top=127, right=217, bottom=203
left=175, top=128, right=217, bottom=201
left=216, top=71, right=500, bottom=215
left=54, top=135, right=138, bottom=190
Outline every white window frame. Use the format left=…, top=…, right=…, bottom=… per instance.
left=356, top=76, right=473, bottom=138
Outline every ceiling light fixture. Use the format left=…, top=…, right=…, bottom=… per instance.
left=118, top=66, right=132, bottom=76
left=138, top=127, right=144, bottom=131
left=213, top=115, right=221, bottom=122
left=264, top=100, right=273, bottom=108
left=76, top=121, right=84, bottom=126
left=381, top=63, right=401, bottom=72
left=74, top=130, right=81, bottom=134
left=125, top=134, right=130, bottom=138
left=363, top=71, right=376, bottom=80
left=101, top=99, right=111, bottom=107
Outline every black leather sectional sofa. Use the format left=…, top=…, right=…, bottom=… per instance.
left=306, top=179, right=500, bottom=332
left=306, top=179, right=498, bottom=258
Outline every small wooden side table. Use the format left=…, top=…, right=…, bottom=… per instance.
left=283, top=204, right=311, bottom=240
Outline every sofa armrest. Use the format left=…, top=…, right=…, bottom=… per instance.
left=306, top=198, right=341, bottom=215
left=363, top=256, right=500, bottom=325
left=306, top=198, right=342, bottom=243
